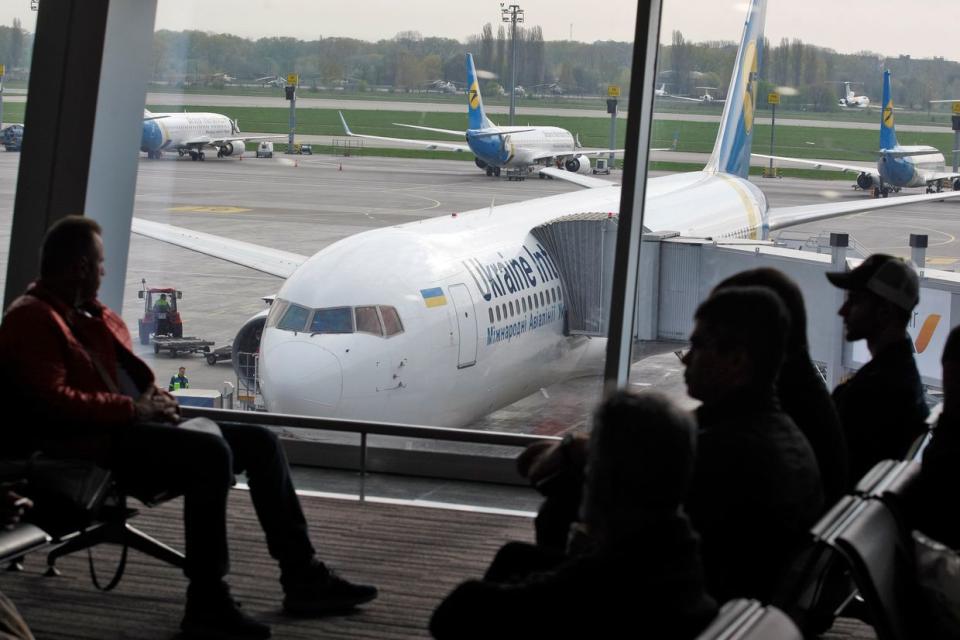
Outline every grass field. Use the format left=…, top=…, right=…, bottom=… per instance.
left=146, top=102, right=959, bottom=163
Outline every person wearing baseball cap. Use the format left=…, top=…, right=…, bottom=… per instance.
left=827, top=254, right=929, bottom=483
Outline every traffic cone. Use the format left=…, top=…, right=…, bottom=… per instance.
left=339, top=163, right=342, bottom=171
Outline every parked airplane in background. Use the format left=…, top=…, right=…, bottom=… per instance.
left=339, top=53, right=622, bottom=177
left=838, top=81, right=870, bottom=108
left=131, top=0, right=960, bottom=427
left=756, top=70, right=960, bottom=197
left=670, top=86, right=725, bottom=104
left=256, top=75, right=286, bottom=88
left=655, top=83, right=669, bottom=97
left=140, top=110, right=284, bottom=161
left=426, top=79, right=460, bottom=94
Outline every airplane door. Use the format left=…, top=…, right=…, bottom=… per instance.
left=448, top=283, right=478, bottom=368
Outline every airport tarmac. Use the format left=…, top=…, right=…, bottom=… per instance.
left=2, top=152, right=960, bottom=438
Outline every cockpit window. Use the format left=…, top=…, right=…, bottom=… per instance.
left=277, top=303, right=310, bottom=332
left=310, top=307, right=353, bottom=333
left=266, top=298, right=289, bottom=328
left=379, top=306, right=404, bottom=336
left=355, top=306, right=383, bottom=335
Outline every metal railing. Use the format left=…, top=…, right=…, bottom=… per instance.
left=180, top=406, right=559, bottom=500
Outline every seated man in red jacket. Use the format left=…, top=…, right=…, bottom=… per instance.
left=0, top=216, right=377, bottom=640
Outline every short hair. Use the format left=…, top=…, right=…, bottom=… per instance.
left=39, top=216, right=102, bottom=279
left=943, top=325, right=960, bottom=365
left=582, top=391, right=695, bottom=529
left=694, top=286, right=791, bottom=385
left=714, top=268, right=807, bottom=352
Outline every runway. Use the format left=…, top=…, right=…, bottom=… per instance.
left=2, top=152, right=959, bottom=434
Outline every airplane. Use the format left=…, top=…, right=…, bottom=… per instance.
left=338, top=53, right=622, bottom=177
left=838, top=81, right=870, bottom=108
left=256, top=75, right=287, bottom=88
left=130, top=0, right=960, bottom=428
left=426, top=79, right=461, bottom=94
left=140, top=109, right=285, bottom=161
left=670, top=86, right=725, bottom=104
left=755, top=70, right=960, bottom=198
left=655, top=83, right=669, bottom=97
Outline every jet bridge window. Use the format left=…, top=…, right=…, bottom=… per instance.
left=277, top=303, right=310, bottom=332
left=355, top=306, right=383, bottom=335
left=310, top=307, right=353, bottom=334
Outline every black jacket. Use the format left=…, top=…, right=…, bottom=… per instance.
left=916, top=413, right=960, bottom=549
left=689, top=390, right=824, bottom=602
left=833, top=338, right=929, bottom=484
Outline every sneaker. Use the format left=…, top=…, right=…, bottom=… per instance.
left=181, top=581, right=271, bottom=639
left=282, top=560, right=378, bottom=616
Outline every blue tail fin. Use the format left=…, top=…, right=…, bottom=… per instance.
left=466, top=53, right=493, bottom=130
left=704, top=0, right=767, bottom=178
left=880, top=70, right=898, bottom=150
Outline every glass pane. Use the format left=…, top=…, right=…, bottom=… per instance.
left=380, top=306, right=403, bottom=336
left=265, top=299, right=289, bottom=328
left=310, top=307, right=353, bottom=333
left=355, top=306, right=382, bottom=335
left=0, top=10, right=36, bottom=307
left=277, top=304, right=310, bottom=331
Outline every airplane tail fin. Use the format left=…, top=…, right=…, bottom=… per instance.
left=703, top=0, right=767, bottom=178
left=466, top=53, right=494, bottom=130
left=880, top=70, right=898, bottom=150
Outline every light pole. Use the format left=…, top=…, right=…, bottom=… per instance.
left=501, top=3, right=524, bottom=126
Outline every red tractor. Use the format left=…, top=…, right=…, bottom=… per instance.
left=137, top=280, right=184, bottom=345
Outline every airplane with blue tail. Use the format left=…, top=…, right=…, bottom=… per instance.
left=756, top=70, right=960, bottom=197
left=130, top=0, right=960, bottom=427
left=140, top=109, right=284, bottom=161
left=338, top=53, right=623, bottom=178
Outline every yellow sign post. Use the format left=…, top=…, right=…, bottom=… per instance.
left=0, top=65, right=5, bottom=77
left=767, top=92, right=780, bottom=105
left=952, top=101, right=960, bottom=115
left=287, top=73, right=299, bottom=87
left=607, top=85, right=620, bottom=98
left=764, top=93, right=780, bottom=178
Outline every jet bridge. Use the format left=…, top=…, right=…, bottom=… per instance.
left=534, top=215, right=959, bottom=391
left=531, top=212, right=618, bottom=336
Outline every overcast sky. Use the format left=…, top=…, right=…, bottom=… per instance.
left=1, top=1, right=958, bottom=60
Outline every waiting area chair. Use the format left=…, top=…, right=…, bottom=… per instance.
left=695, top=599, right=802, bottom=640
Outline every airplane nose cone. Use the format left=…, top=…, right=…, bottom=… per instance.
left=260, top=340, right=342, bottom=415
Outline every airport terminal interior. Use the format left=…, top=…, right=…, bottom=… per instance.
left=2, top=0, right=960, bottom=637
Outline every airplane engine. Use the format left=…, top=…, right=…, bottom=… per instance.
left=856, top=172, right=878, bottom=190
left=232, top=308, right=269, bottom=387
left=565, top=155, right=592, bottom=174
left=474, top=157, right=488, bottom=170
left=220, top=141, right=245, bottom=157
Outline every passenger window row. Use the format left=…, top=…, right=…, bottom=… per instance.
left=267, top=298, right=404, bottom=337
left=487, top=286, right=563, bottom=324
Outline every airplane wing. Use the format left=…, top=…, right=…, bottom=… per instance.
left=668, top=95, right=704, bottom=102
left=538, top=167, right=618, bottom=189
left=926, top=170, right=960, bottom=182
left=339, top=112, right=471, bottom=153
left=767, top=190, right=960, bottom=232
left=394, top=123, right=466, bottom=136
left=131, top=218, right=308, bottom=278
left=753, top=153, right=875, bottom=175
left=569, top=148, right=627, bottom=157
left=209, top=134, right=287, bottom=146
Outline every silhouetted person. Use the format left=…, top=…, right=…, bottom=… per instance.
left=828, top=254, right=928, bottom=483
left=430, top=391, right=717, bottom=640
left=714, top=268, right=848, bottom=506
left=0, top=217, right=376, bottom=640
left=915, top=325, right=960, bottom=548
left=683, top=286, right=823, bottom=601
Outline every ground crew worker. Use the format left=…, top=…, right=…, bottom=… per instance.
left=154, top=293, right=171, bottom=313
left=169, top=366, right=189, bottom=392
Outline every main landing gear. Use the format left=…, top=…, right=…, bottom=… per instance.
left=485, top=166, right=501, bottom=177
left=188, top=150, right=205, bottom=161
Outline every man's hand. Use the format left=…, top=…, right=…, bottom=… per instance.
left=134, top=385, right=180, bottom=423
left=0, top=488, right=32, bottom=529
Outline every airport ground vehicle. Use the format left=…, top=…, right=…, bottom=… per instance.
left=256, top=141, right=274, bottom=158
left=137, top=281, right=184, bottom=344
left=205, top=344, right=232, bottom=365
left=2, top=124, right=23, bottom=151
left=152, top=336, right=214, bottom=357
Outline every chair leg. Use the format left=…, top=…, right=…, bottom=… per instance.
left=46, top=521, right=113, bottom=574
left=122, top=524, right=184, bottom=568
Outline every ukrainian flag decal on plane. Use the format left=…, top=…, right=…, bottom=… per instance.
left=420, top=287, right=448, bottom=308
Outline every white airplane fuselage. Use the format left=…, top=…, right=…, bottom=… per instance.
left=258, top=171, right=767, bottom=426
left=141, top=112, right=240, bottom=157
left=467, top=125, right=577, bottom=169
